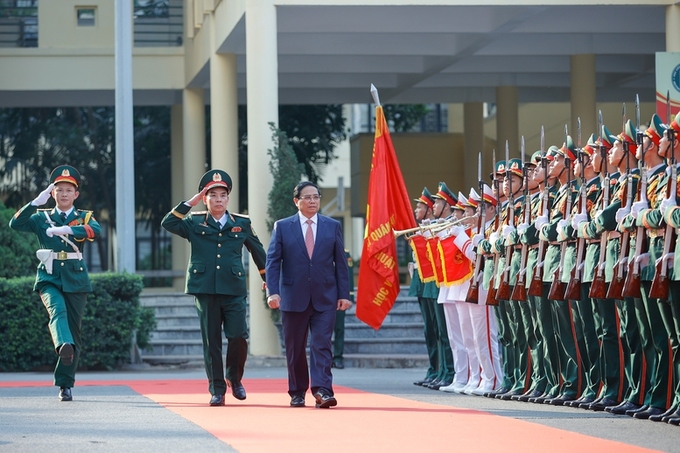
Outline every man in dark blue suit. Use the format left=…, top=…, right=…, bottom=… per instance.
left=266, top=181, right=351, bottom=408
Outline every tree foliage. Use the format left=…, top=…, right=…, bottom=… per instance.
left=0, top=200, right=40, bottom=278
left=383, top=104, right=429, bottom=132
left=266, top=123, right=304, bottom=232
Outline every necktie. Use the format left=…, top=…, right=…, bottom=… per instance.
left=60, top=212, right=67, bottom=223
left=305, top=219, right=314, bottom=258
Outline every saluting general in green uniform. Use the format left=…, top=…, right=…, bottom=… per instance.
left=9, top=165, right=101, bottom=402
left=162, top=169, right=267, bottom=407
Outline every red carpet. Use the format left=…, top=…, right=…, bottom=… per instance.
left=1, top=378, right=661, bottom=453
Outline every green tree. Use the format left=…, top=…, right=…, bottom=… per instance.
left=0, top=200, right=40, bottom=278
left=383, top=104, right=429, bottom=132
left=266, top=123, right=304, bottom=232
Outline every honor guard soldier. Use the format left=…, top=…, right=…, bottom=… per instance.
left=534, top=138, right=582, bottom=406
left=409, top=188, right=441, bottom=388
left=560, top=134, right=602, bottom=408
left=162, top=169, right=267, bottom=406
left=332, top=249, right=355, bottom=369
left=656, top=111, right=680, bottom=424
left=9, top=165, right=101, bottom=402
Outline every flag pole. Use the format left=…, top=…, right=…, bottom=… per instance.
left=370, top=83, right=381, bottom=106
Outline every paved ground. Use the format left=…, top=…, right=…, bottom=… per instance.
left=1, top=364, right=678, bottom=452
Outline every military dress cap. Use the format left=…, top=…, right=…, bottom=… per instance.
left=50, top=165, right=81, bottom=187
left=433, top=182, right=457, bottom=206
left=489, top=160, right=507, bottom=180
left=611, top=119, right=638, bottom=153
left=526, top=150, right=542, bottom=168
left=668, top=111, right=680, bottom=134
left=482, top=183, right=498, bottom=206
left=468, top=187, right=481, bottom=208
left=453, top=191, right=467, bottom=211
left=542, top=145, right=560, bottom=162
left=645, top=114, right=666, bottom=147
left=599, top=124, right=616, bottom=151
left=199, top=169, right=232, bottom=193
left=506, top=158, right=523, bottom=178
left=414, top=187, right=435, bottom=209
left=556, top=135, right=577, bottom=162
left=580, top=133, right=598, bottom=157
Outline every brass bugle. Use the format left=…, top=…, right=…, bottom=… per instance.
left=393, top=215, right=477, bottom=238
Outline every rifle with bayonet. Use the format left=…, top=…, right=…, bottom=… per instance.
left=607, top=104, right=634, bottom=300
left=589, top=111, right=611, bottom=299
left=548, top=125, right=572, bottom=301
left=528, top=126, right=549, bottom=298
left=565, top=118, right=586, bottom=300
left=511, top=137, right=531, bottom=302
left=466, top=152, right=485, bottom=304
left=486, top=150, right=501, bottom=306
left=496, top=140, right=515, bottom=301
left=649, top=92, right=676, bottom=300
left=623, top=95, right=647, bottom=298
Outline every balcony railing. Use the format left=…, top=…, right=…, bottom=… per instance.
left=0, top=0, right=183, bottom=48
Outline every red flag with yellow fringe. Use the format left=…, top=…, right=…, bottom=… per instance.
left=356, top=104, right=417, bottom=329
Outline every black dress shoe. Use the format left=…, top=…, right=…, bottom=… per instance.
left=484, top=386, right=508, bottom=398
left=547, top=394, right=576, bottom=406
left=662, top=409, right=680, bottom=423
left=58, top=387, right=72, bottom=402
left=314, top=389, right=337, bottom=409
left=605, top=401, right=641, bottom=415
left=633, top=406, right=664, bottom=420
left=626, top=404, right=649, bottom=416
left=209, top=394, right=225, bottom=406
left=332, top=359, right=345, bottom=369
left=588, top=397, right=619, bottom=412
left=499, top=389, right=523, bottom=400
left=650, top=406, right=678, bottom=422
left=515, top=389, right=543, bottom=402
left=568, top=396, right=595, bottom=408
left=666, top=414, right=680, bottom=425
left=579, top=396, right=601, bottom=409
left=58, top=343, right=74, bottom=366
left=528, top=393, right=553, bottom=404
left=426, top=379, right=442, bottom=389
left=430, top=380, right=451, bottom=391
left=414, top=378, right=433, bottom=387
left=290, top=395, right=305, bottom=407
left=227, top=380, right=246, bottom=400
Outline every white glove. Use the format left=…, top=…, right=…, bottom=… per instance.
left=32, top=183, right=55, bottom=206
left=46, top=226, right=73, bottom=237
left=660, top=197, right=677, bottom=217
left=516, top=222, right=529, bottom=236
left=534, top=215, right=549, bottom=231
left=630, top=200, right=647, bottom=219
left=489, top=232, right=499, bottom=244
left=615, top=207, right=630, bottom=224
left=571, top=213, right=587, bottom=230
left=471, top=234, right=483, bottom=247
left=449, top=225, right=465, bottom=237
left=502, top=224, right=515, bottom=238
left=557, top=219, right=569, bottom=235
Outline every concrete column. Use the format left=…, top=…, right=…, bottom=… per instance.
left=447, top=103, right=463, bottom=133
left=246, top=0, right=281, bottom=356
left=210, top=53, right=240, bottom=212
left=182, top=88, right=207, bottom=207
left=463, top=102, right=484, bottom=192
left=668, top=5, right=680, bottom=52
left=170, top=104, right=186, bottom=291
left=570, top=54, right=596, bottom=141
left=496, top=86, right=519, bottom=157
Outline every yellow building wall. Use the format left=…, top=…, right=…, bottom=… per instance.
left=39, top=0, right=115, bottom=49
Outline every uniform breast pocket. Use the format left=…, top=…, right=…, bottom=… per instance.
left=194, top=226, right=213, bottom=237
left=189, top=264, right=206, bottom=275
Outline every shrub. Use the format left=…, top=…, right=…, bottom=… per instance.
left=0, top=272, right=155, bottom=371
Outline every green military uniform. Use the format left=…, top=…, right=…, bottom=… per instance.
left=558, top=136, right=602, bottom=406
left=9, top=165, right=101, bottom=396
left=499, top=158, right=531, bottom=397
left=162, top=170, right=267, bottom=399
left=332, top=250, right=354, bottom=368
left=538, top=138, right=581, bottom=403
left=579, top=135, right=644, bottom=409
left=409, top=188, right=440, bottom=386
